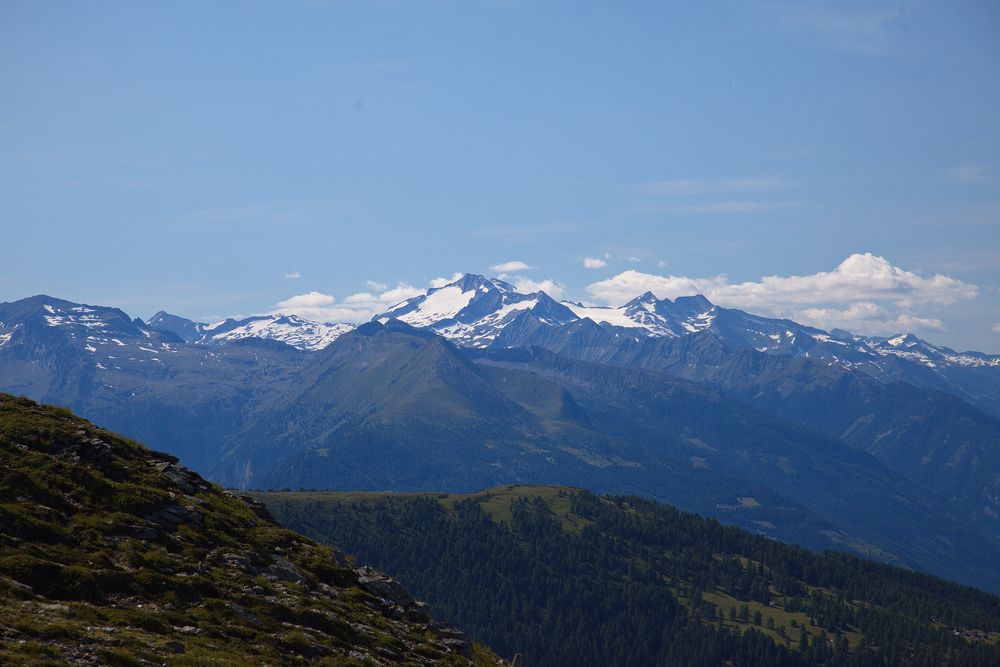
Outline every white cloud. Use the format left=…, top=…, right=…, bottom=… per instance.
left=430, top=272, right=464, bottom=288
left=892, top=313, right=948, bottom=332
left=513, top=277, right=565, bottom=299
left=379, top=284, right=427, bottom=304
left=273, top=291, right=342, bottom=321
left=275, top=291, right=335, bottom=310
left=366, top=280, right=388, bottom=291
left=588, top=271, right=725, bottom=305
left=283, top=271, right=301, bottom=279
left=490, top=260, right=531, bottom=273
left=993, top=323, right=1000, bottom=334
left=582, top=257, right=607, bottom=269
left=586, top=253, right=978, bottom=335
left=273, top=282, right=425, bottom=323
left=799, top=303, right=944, bottom=334
left=342, top=292, right=377, bottom=304
left=589, top=253, right=976, bottom=309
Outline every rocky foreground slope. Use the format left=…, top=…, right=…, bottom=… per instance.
left=0, top=394, right=502, bottom=666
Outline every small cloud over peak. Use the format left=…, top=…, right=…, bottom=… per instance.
left=275, top=291, right=335, bottom=309
left=274, top=281, right=426, bottom=324
left=582, top=257, right=607, bottom=269
left=283, top=271, right=301, bottom=279
left=513, top=277, right=565, bottom=299
left=430, top=272, right=464, bottom=288
left=380, top=283, right=426, bottom=303
left=490, top=260, right=531, bottom=273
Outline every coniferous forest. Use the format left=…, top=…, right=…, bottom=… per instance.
left=262, top=486, right=1000, bottom=667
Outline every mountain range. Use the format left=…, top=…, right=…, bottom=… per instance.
left=139, top=273, right=1000, bottom=417
left=1, top=277, right=999, bottom=592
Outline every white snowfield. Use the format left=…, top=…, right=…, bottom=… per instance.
left=378, top=277, right=550, bottom=347
left=561, top=302, right=649, bottom=330
left=382, top=284, right=478, bottom=328
left=431, top=297, right=541, bottom=347
left=203, top=315, right=355, bottom=351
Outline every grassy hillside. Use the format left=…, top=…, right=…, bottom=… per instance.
left=0, top=394, right=503, bottom=666
left=261, top=486, right=1000, bottom=667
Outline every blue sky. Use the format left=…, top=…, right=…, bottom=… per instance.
left=2, top=1, right=999, bottom=351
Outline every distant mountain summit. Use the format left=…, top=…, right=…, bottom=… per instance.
left=1, top=295, right=172, bottom=342
left=376, top=273, right=578, bottom=347
left=147, top=310, right=205, bottom=342
left=147, top=311, right=355, bottom=351
left=0, top=296, right=185, bottom=382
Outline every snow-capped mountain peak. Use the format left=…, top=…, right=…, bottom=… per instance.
left=375, top=273, right=563, bottom=346
left=863, top=333, right=1000, bottom=369
left=146, top=311, right=354, bottom=351
left=202, top=314, right=354, bottom=351
left=886, top=333, right=921, bottom=348
left=9, top=296, right=155, bottom=339
left=379, top=274, right=516, bottom=325
left=374, top=275, right=727, bottom=342
left=558, top=292, right=717, bottom=337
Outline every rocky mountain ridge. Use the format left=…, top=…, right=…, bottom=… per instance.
left=0, top=394, right=504, bottom=665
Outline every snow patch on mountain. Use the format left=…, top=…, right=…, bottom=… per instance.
left=864, top=335, right=1000, bottom=369
left=384, top=284, right=479, bottom=328
left=204, top=315, right=355, bottom=351
left=147, top=311, right=355, bottom=351
left=562, top=302, right=649, bottom=330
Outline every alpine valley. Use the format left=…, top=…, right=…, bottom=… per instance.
left=2, top=274, right=1000, bottom=598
